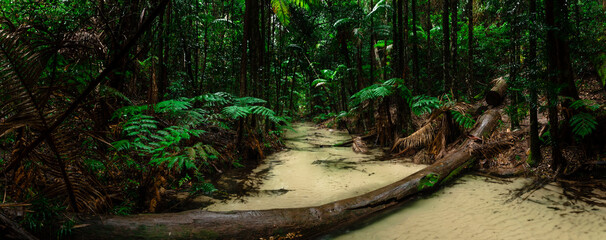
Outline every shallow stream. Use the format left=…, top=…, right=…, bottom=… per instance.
left=204, top=123, right=606, bottom=239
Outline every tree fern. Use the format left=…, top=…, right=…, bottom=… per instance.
left=222, top=105, right=251, bottom=120
left=570, top=112, right=598, bottom=138
left=194, top=92, right=230, bottom=107
left=568, top=99, right=603, bottom=138
left=235, top=96, right=267, bottom=106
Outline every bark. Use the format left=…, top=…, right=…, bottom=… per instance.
left=72, top=110, right=501, bottom=240
left=528, top=0, right=542, bottom=166
left=411, top=0, right=419, bottom=88
left=450, top=0, right=459, bottom=90
left=485, top=76, right=507, bottom=106
left=442, top=0, right=451, bottom=92
left=425, top=0, right=432, bottom=94
left=466, top=0, right=473, bottom=95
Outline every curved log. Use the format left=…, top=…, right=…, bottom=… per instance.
left=73, top=109, right=501, bottom=240
left=485, top=76, right=508, bottom=106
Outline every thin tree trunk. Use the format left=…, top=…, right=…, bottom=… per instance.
left=411, top=0, right=419, bottom=89
left=466, top=0, right=473, bottom=95
left=239, top=0, right=253, bottom=97
left=425, top=0, right=432, bottom=94
left=442, top=0, right=451, bottom=92
left=370, top=0, right=376, bottom=84
left=450, top=0, right=458, bottom=91
left=528, top=0, right=541, bottom=166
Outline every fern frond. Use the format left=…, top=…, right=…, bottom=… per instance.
left=451, top=110, right=476, bottom=129
left=155, top=99, right=192, bottom=113
left=570, top=99, right=601, bottom=111
left=221, top=105, right=251, bottom=120
left=570, top=112, right=598, bottom=138
left=194, top=92, right=231, bottom=107
left=235, top=96, right=267, bottom=106
left=410, top=95, right=441, bottom=115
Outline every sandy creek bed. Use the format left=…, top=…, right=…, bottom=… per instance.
left=202, top=123, right=606, bottom=239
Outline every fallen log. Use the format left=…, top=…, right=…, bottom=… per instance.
left=333, top=133, right=375, bottom=147
left=73, top=109, right=501, bottom=240
left=485, top=76, right=508, bottom=106
left=0, top=210, right=39, bottom=240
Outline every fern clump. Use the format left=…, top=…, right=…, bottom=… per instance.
left=568, top=99, right=603, bottom=139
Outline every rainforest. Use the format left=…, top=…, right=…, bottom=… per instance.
left=0, top=0, right=605, bottom=239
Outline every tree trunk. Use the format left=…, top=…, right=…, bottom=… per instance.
left=528, top=0, right=542, bottom=166
left=450, top=0, right=459, bottom=91
left=73, top=109, right=501, bottom=240
left=442, top=0, right=451, bottom=92
left=466, top=0, right=473, bottom=95
left=545, top=0, right=579, bottom=172
left=411, top=0, right=419, bottom=89
left=425, top=0, right=432, bottom=94
left=369, top=0, right=376, bottom=84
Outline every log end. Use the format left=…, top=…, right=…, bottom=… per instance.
left=485, top=91, right=503, bottom=106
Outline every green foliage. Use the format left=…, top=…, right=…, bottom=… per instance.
left=418, top=173, right=440, bottom=191
left=222, top=105, right=252, bottom=120
left=451, top=110, right=476, bottom=129
left=22, top=197, right=73, bottom=239
left=271, top=0, right=319, bottom=25
left=568, top=99, right=603, bottom=139
left=570, top=112, right=598, bottom=138
left=410, top=95, right=441, bottom=115
left=570, top=99, right=601, bottom=112
left=349, top=78, right=411, bottom=109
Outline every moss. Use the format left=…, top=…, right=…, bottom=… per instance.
left=440, top=158, right=475, bottom=184
left=418, top=173, right=440, bottom=191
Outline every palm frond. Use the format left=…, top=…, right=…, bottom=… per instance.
left=392, top=121, right=437, bottom=151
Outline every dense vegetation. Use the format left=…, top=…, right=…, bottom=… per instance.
left=0, top=0, right=604, bottom=238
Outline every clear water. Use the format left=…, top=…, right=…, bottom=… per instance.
left=327, top=175, right=606, bottom=240
left=205, top=123, right=606, bottom=240
left=205, top=122, right=426, bottom=211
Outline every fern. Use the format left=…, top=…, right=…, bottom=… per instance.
left=222, top=105, right=251, bottom=120
left=194, top=92, right=230, bottom=107
left=235, top=96, right=267, bottom=106
left=451, top=110, right=476, bottom=129
left=349, top=84, right=392, bottom=108
left=570, top=112, right=598, bottom=138
left=410, top=95, right=441, bottom=115
left=568, top=99, right=603, bottom=138
left=154, top=99, right=192, bottom=113
left=570, top=99, right=601, bottom=111
left=112, top=105, right=149, bottom=120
